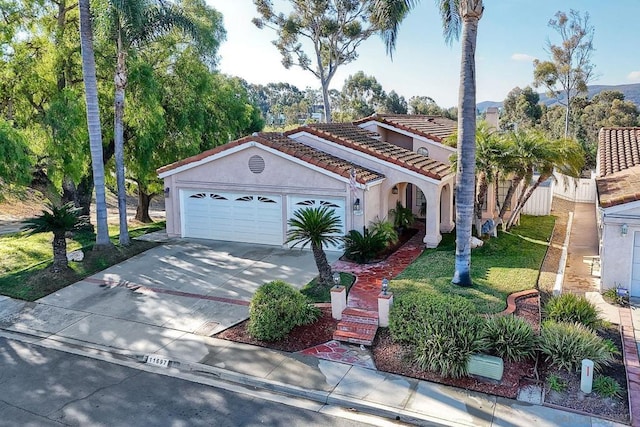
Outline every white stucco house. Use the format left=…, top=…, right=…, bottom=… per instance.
left=595, top=127, right=640, bottom=297
left=157, top=114, right=458, bottom=250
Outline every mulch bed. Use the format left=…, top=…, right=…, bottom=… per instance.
left=216, top=307, right=338, bottom=353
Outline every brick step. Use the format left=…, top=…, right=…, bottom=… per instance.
left=336, top=321, right=378, bottom=335
left=333, top=327, right=377, bottom=346
left=341, top=307, right=378, bottom=325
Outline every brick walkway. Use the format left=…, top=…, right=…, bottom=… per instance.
left=331, top=224, right=426, bottom=311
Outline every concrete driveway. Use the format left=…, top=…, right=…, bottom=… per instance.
left=0, top=239, right=338, bottom=354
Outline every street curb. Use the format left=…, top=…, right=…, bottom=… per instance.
left=0, top=327, right=455, bottom=426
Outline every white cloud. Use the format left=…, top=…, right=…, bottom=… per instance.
left=511, top=53, right=536, bottom=62
left=627, top=71, right=640, bottom=82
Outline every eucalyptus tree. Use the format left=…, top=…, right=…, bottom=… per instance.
left=533, top=10, right=595, bottom=138
left=98, top=0, right=223, bottom=244
left=79, top=0, right=112, bottom=249
left=371, top=0, right=483, bottom=287
left=253, top=0, right=397, bottom=123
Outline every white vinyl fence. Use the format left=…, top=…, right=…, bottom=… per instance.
left=553, top=171, right=596, bottom=203
left=521, top=171, right=596, bottom=216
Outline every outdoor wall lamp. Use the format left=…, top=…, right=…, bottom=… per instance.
left=381, top=278, right=389, bottom=295
left=353, top=198, right=361, bottom=213
left=164, top=187, right=170, bottom=198
left=621, top=223, right=628, bottom=237
left=392, top=185, right=399, bottom=194
left=333, top=272, right=341, bottom=287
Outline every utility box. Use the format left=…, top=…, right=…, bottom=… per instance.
left=467, top=354, right=504, bottom=381
left=581, top=359, right=594, bottom=393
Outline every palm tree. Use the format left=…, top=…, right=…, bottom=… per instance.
left=504, top=136, right=583, bottom=230
left=372, top=0, right=483, bottom=286
left=79, top=0, right=112, bottom=250
left=22, top=202, right=88, bottom=273
left=105, top=0, right=203, bottom=246
left=286, top=207, right=343, bottom=288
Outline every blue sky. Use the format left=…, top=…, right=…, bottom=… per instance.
left=208, top=1, right=640, bottom=108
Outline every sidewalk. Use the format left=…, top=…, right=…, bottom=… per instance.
left=0, top=235, right=630, bottom=426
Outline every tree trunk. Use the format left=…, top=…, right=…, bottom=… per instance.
left=506, top=174, right=551, bottom=230
left=61, top=176, right=78, bottom=207
left=52, top=231, right=69, bottom=272
left=311, top=241, right=333, bottom=287
left=474, top=173, right=487, bottom=237
left=79, top=0, right=112, bottom=250
left=114, top=35, right=130, bottom=246
left=452, top=8, right=481, bottom=287
left=321, top=79, right=332, bottom=123
left=506, top=172, right=533, bottom=230
left=135, top=189, right=154, bottom=223
left=498, top=176, right=522, bottom=222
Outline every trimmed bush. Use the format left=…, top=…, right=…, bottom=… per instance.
left=593, top=376, right=623, bottom=398
left=390, top=293, right=488, bottom=378
left=343, top=227, right=387, bottom=264
left=248, top=280, right=320, bottom=342
left=544, top=293, right=601, bottom=329
left=539, top=320, right=614, bottom=372
left=482, top=315, right=537, bottom=362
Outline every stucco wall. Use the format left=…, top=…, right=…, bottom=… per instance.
left=163, top=145, right=350, bottom=237
left=600, top=203, right=640, bottom=297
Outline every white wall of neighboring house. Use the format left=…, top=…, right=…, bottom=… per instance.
left=598, top=200, right=640, bottom=297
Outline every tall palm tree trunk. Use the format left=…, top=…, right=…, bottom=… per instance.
left=114, top=33, right=130, bottom=245
left=474, top=173, right=487, bottom=237
left=452, top=6, right=481, bottom=287
left=498, top=176, right=522, bottom=222
left=79, top=0, right=112, bottom=250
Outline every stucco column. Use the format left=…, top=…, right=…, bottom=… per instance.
left=440, top=182, right=455, bottom=233
left=422, top=186, right=442, bottom=248
left=330, top=285, right=347, bottom=320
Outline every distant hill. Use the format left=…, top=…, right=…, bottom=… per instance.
left=478, top=83, right=640, bottom=112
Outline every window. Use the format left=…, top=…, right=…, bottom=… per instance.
left=236, top=196, right=254, bottom=202
left=417, top=147, right=429, bottom=157
left=189, top=193, right=207, bottom=199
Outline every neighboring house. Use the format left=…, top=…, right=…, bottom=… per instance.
left=157, top=115, right=457, bottom=249
left=595, top=127, right=640, bottom=297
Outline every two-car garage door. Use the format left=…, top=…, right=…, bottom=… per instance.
left=181, top=190, right=345, bottom=249
left=182, top=191, right=283, bottom=245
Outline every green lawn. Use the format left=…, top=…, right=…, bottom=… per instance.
left=391, top=215, right=555, bottom=314
left=0, top=222, right=165, bottom=301
left=301, top=272, right=355, bottom=303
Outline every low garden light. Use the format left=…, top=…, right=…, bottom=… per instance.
left=333, top=271, right=341, bottom=287
left=381, top=278, right=389, bottom=295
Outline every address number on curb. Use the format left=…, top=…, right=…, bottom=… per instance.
left=146, top=355, right=170, bottom=368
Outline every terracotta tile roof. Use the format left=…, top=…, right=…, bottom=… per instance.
left=354, top=113, right=457, bottom=142
left=157, top=132, right=384, bottom=185
left=289, top=123, right=451, bottom=180
left=596, top=127, right=640, bottom=208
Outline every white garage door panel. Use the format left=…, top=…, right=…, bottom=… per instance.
left=182, top=191, right=283, bottom=245
left=632, top=231, right=640, bottom=297
left=288, top=196, right=346, bottom=251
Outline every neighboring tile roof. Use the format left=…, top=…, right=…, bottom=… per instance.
left=289, top=123, right=451, bottom=180
left=355, top=114, right=457, bottom=142
left=157, top=132, right=384, bottom=185
left=596, top=127, right=640, bottom=208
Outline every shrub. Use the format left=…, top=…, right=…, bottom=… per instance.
left=539, top=321, right=614, bottom=372
left=248, top=280, right=320, bottom=342
left=389, top=201, right=415, bottom=230
left=546, top=374, right=567, bottom=393
left=343, top=227, right=387, bottom=264
left=593, top=376, right=623, bottom=399
left=544, top=293, right=601, bottom=329
left=390, top=293, right=488, bottom=378
left=482, top=315, right=537, bottom=362
left=370, top=217, right=399, bottom=246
